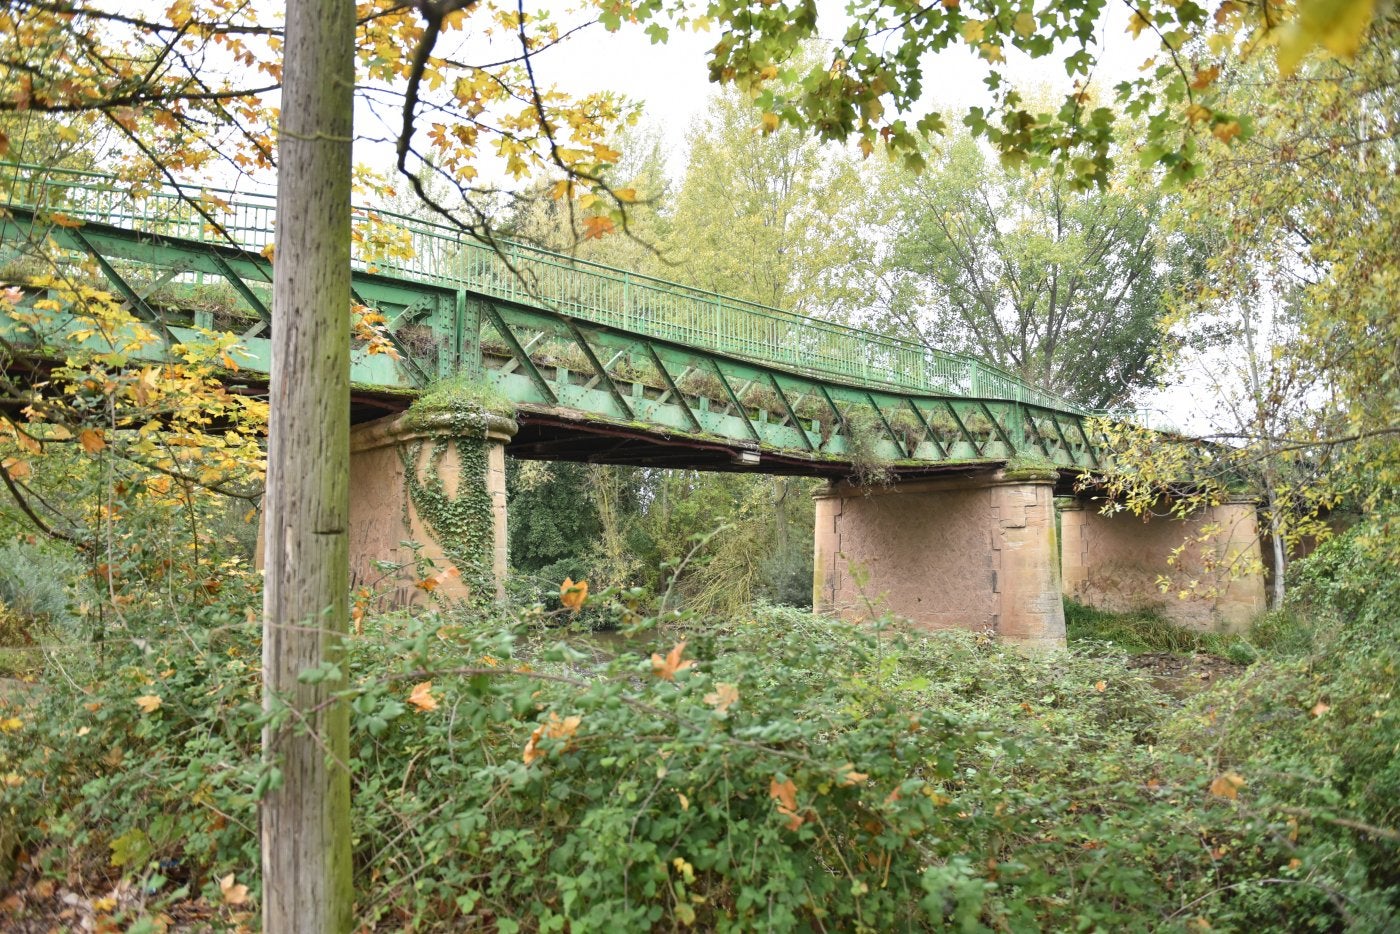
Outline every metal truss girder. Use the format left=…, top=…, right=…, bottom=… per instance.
left=563, top=318, right=633, bottom=421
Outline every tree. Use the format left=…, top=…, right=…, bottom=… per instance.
left=1095, top=9, right=1400, bottom=605
left=663, top=73, right=866, bottom=314
left=867, top=129, right=1188, bottom=408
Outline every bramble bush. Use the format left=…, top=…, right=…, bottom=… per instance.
left=1, top=517, right=1397, bottom=929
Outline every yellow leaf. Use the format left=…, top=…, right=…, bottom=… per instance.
left=1095, top=680, right=1107, bottom=692
left=651, top=641, right=695, bottom=681
left=560, top=577, right=589, bottom=612
left=1276, top=0, right=1377, bottom=75
left=219, top=873, right=249, bottom=906
left=48, top=212, right=86, bottom=229
left=703, top=682, right=739, bottom=714
left=79, top=428, right=106, bottom=454
left=759, top=64, right=779, bottom=80
left=408, top=681, right=438, bottom=712
left=1311, top=701, right=1330, bottom=717
left=550, top=179, right=571, bottom=200
left=1127, top=8, right=1151, bottom=38
left=135, top=694, right=163, bottom=714
left=2, top=458, right=30, bottom=480
left=1013, top=12, right=1036, bottom=36
left=961, top=18, right=987, bottom=42
left=613, top=187, right=638, bottom=203
left=1208, top=771, right=1245, bottom=800
left=677, top=792, right=689, bottom=811
left=0, top=717, right=22, bottom=732
left=759, top=112, right=780, bottom=134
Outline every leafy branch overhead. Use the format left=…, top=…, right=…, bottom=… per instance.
left=607, top=0, right=1383, bottom=185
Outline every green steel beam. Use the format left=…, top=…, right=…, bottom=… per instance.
left=0, top=199, right=1116, bottom=474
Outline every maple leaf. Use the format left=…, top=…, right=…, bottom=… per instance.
left=79, top=428, right=106, bottom=454
left=407, top=681, right=437, bottom=712
left=1208, top=771, right=1245, bottom=800
left=1094, top=680, right=1107, bottom=692
left=582, top=215, right=614, bottom=240
left=219, top=873, right=249, bottom=906
left=760, top=112, right=780, bottom=133
left=651, top=641, right=695, bottom=681
left=523, top=711, right=582, bottom=765
left=769, top=776, right=803, bottom=829
left=1310, top=701, right=1330, bottom=717
left=1211, top=120, right=1242, bottom=144
left=134, top=694, right=162, bottom=714
left=703, top=682, right=739, bottom=715
left=560, top=577, right=588, bottom=612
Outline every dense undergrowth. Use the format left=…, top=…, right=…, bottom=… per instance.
left=1, top=518, right=1397, bottom=931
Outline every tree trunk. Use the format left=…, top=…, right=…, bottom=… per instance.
left=260, top=0, right=355, bottom=930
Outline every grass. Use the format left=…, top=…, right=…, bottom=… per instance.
left=1064, top=599, right=1259, bottom=663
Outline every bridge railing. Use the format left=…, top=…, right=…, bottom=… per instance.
left=0, top=163, right=1086, bottom=413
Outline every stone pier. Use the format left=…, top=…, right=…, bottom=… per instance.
left=1059, top=497, right=1267, bottom=631
left=813, top=466, right=1065, bottom=649
left=346, top=406, right=515, bottom=608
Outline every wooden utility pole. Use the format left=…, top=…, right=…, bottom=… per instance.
left=260, top=0, right=355, bottom=928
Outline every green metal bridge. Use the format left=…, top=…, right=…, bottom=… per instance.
left=0, top=163, right=1104, bottom=478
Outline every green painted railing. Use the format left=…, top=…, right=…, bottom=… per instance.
left=0, top=162, right=1085, bottom=413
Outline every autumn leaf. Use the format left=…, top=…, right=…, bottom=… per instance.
left=838, top=763, right=868, bottom=786
left=582, top=215, right=614, bottom=240
left=1190, top=65, right=1221, bottom=90
left=560, top=577, right=588, bottom=612
left=134, top=694, right=163, bottom=714
left=0, top=717, right=21, bottom=732
left=407, top=681, right=438, bottom=712
left=1208, top=771, right=1245, bottom=800
left=1276, top=0, right=1377, bottom=75
left=523, top=711, right=583, bottom=765
left=703, top=682, right=739, bottom=714
left=769, top=776, right=803, bottom=829
left=1311, top=701, right=1330, bottom=717
left=78, top=428, right=106, bottom=454
left=1094, top=680, right=1107, bottom=692
left=613, top=187, right=638, bottom=203
left=219, top=873, right=249, bottom=906
left=1211, top=120, right=1242, bottom=144
left=651, top=641, right=695, bottom=681
left=2, top=458, right=30, bottom=480
left=759, top=111, right=780, bottom=133
left=48, top=212, right=86, bottom=229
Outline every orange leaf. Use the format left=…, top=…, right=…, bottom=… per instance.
left=651, top=641, right=695, bottom=681
left=703, top=682, right=738, bottom=714
left=560, top=577, right=589, bottom=612
left=1310, top=701, right=1330, bottom=717
left=582, top=215, right=614, bottom=240
left=1208, top=772, right=1245, bottom=800
left=523, top=711, right=582, bottom=765
left=78, top=428, right=105, bottom=454
left=1094, top=680, right=1107, bottom=692
left=2, top=458, right=30, bottom=480
left=1211, top=120, right=1242, bottom=144
left=48, top=212, right=86, bottom=229
left=407, top=681, right=437, bottom=712
left=769, top=776, right=803, bottom=829
left=219, top=873, right=249, bottom=906
left=838, top=763, right=868, bottom=786
left=759, top=112, right=780, bottom=133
